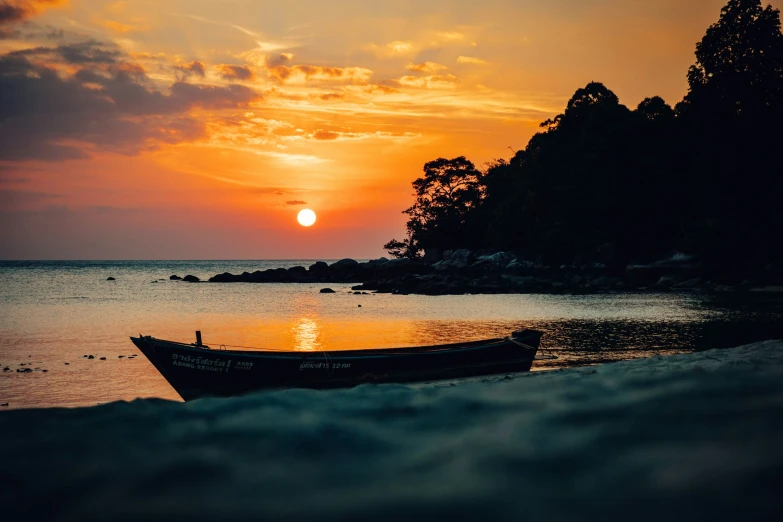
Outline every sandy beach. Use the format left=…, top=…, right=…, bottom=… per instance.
left=2, top=341, right=781, bottom=521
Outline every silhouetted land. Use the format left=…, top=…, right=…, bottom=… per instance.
left=212, top=1, right=783, bottom=294
left=384, top=0, right=783, bottom=285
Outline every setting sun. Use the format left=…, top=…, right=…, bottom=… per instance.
left=297, top=209, right=317, bottom=227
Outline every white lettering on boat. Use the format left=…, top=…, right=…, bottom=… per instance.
left=170, top=354, right=252, bottom=372
left=299, top=361, right=351, bottom=371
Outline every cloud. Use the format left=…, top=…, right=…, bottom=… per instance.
left=457, top=56, right=488, bottom=65
left=265, top=53, right=294, bottom=67
left=367, top=40, right=415, bottom=58
left=175, top=60, right=205, bottom=78
left=0, top=0, right=64, bottom=25
left=386, top=40, right=413, bottom=54
left=395, top=74, right=460, bottom=89
left=312, top=129, right=339, bottom=140
left=216, top=64, right=255, bottom=81
left=96, top=18, right=149, bottom=34
left=286, top=200, right=307, bottom=205
left=318, top=92, right=344, bottom=101
left=0, top=42, right=262, bottom=161
left=406, top=61, right=448, bottom=73
left=360, top=84, right=399, bottom=95
left=10, top=40, right=122, bottom=63
left=437, top=31, right=467, bottom=42
left=267, top=63, right=372, bottom=84
left=307, top=129, right=418, bottom=142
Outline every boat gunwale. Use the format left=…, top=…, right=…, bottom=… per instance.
left=132, top=333, right=540, bottom=359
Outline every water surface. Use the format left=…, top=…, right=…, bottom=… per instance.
left=1, top=261, right=781, bottom=409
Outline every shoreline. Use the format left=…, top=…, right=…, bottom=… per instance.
left=173, top=252, right=783, bottom=296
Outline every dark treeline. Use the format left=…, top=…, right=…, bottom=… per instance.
left=385, top=0, right=783, bottom=283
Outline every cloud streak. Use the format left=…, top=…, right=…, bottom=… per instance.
left=216, top=64, right=255, bottom=81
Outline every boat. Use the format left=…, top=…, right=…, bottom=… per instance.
left=130, top=329, right=544, bottom=401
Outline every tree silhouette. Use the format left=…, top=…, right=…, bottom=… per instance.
left=681, top=0, right=783, bottom=117
left=636, top=97, right=675, bottom=121
left=386, top=0, right=783, bottom=281
left=385, top=157, right=483, bottom=258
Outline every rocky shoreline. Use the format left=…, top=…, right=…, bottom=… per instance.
left=169, top=250, right=783, bottom=296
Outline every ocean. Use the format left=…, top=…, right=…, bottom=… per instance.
left=1, top=261, right=783, bottom=521
left=1, top=260, right=782, bottom=409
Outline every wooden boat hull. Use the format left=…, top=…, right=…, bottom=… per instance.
left=130, top=330, right=543, bottom=401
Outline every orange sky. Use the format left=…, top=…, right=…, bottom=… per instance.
left=1, top=0, right=781, bottom=259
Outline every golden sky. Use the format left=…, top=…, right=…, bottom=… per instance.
left=1, top=0, right=780, bottom=259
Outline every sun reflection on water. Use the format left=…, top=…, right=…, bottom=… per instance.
left=292, top=317, right=322, bottom=351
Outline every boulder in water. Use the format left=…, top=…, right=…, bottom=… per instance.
left=330, top=258, right=359, bottom=270
left=106, top=277, right=116, bottom=281
left=320, top=288, right=336, bottom=294
left=169, top=275, right=182, bottom=280
left=308, top=261, right=329, bottom=275
left=183, top=275, right=200, bottom=283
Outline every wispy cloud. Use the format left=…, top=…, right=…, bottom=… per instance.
left=406, top=61, right=448, bottom=73
left=216, top=64, right=255, bottom=81
left=457, top=56, right=488, bottom=65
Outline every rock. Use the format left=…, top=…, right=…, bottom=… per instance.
left=320, top=288, right=336, bottom=293
left=17, top=368, right=32, bottom=373
left=118, top=355, right=124, bottom=358
left=358, top=304, right=362, bottom=307
left=625, top=265, right=673, bottom=288
left=308, top=261, right=330, bottom=274
left=330, top=258, right=359, bottom=270
left=169, top=275, right=182, bottom=280
left=64, top=363, right=69, bottom=365
left=588, top=277, right=625, bottom=289
left=287, top=266, right=308, bottom=278
left=475, top=251, right=515, bottom=268
left=423, top=248, right=442, bottom=264
left=505, top=259, right=537, bottom=272
left=433, top=249, right=472, bottom=270
left=42, top=369, right=48, bottom=373
left=88, top=355, right=95, bottom=359
left=106, top=277, right=116, bottom=281
left=375, top=257, right=390, bottom=265
left=183, top=275, right=200, bottom=283
left=2, top=367, right=9, bottom=372
left=0, top=403, right=8, bottom=407
left=99, top=357, right=106, bottom=360
left=672, top=277, right=704, bottom=289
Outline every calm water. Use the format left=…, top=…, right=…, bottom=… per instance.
left=1, top=260, right=782, bottom=409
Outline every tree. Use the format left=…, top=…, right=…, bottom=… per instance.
left=636, top=97, right=675, bottom=121
left=382, top=238, right=416, bottom=260
left=384, top=157, right=483, bottom=258
left=681, top=0, right=783, bottom=117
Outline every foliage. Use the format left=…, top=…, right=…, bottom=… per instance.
left=385, top=0, right=783, bottom=280
left=390, top=157, right=483, bottom=258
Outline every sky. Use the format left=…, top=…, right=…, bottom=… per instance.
left=1, top=0, right=781, bottom=260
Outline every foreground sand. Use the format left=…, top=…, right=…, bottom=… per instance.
left=1, top=341, right=782, bottom=521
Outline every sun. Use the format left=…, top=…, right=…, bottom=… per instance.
left=297, top=208, right=317, bottom=227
